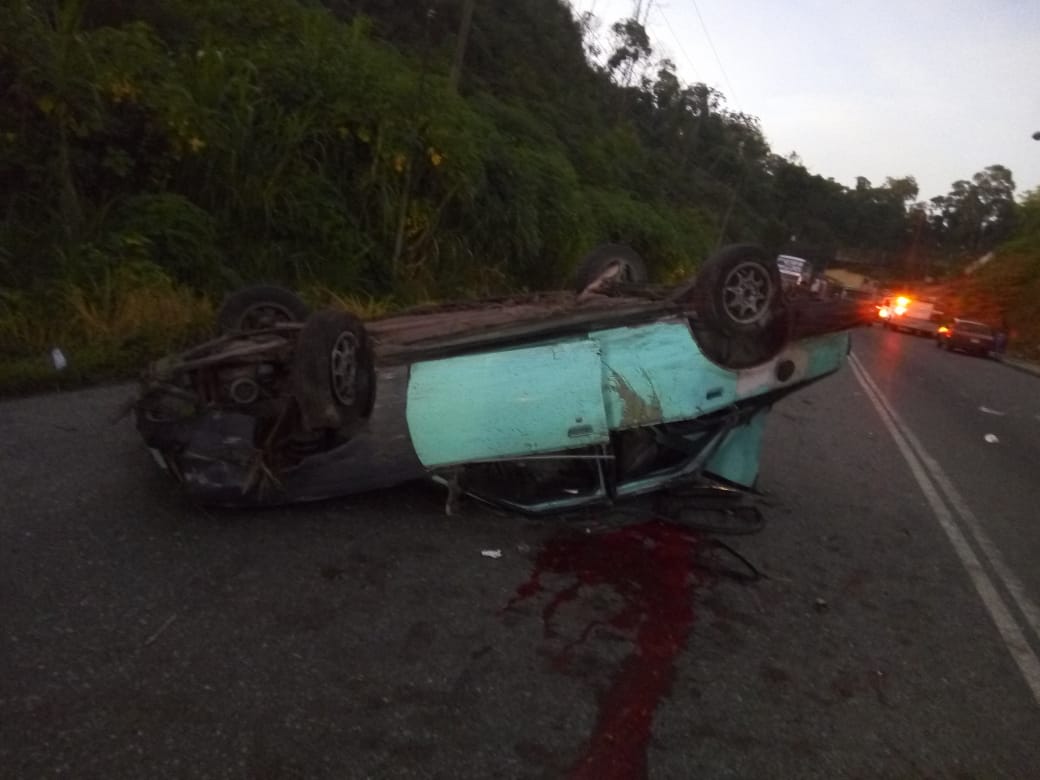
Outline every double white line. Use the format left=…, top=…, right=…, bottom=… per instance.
left=848, top=353, right=1040, bottom=705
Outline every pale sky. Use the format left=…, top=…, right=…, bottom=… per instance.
left=568, top=0, right=1040, bottom=202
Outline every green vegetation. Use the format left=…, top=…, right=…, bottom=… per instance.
left=1, top=0, right=1035, bottom=392
left=940, top=189, right=1040, bottom=360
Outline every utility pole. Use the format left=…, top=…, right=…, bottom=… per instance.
left=632, top=0, right=653, bottom=24
left=448, top=0, right=476, bottom=94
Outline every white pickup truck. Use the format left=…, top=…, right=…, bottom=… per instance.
left=880, top=296, right=941, bottom=336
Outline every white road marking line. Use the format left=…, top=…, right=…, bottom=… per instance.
left=851, top=354, right=1040, bottom=645
left=848, top=354, right=1040, bottom=706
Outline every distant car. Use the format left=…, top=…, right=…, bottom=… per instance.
left=936, top=319, right=995, bottom=357
left=134, top=244, right=866, bottom=513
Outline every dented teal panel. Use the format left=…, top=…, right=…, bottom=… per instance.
left=709, top=332, right=847, bottom=487
left=704, top=407, right=769, bottom=487
left=592, top=321, right=738, bottom=430
left=732, top=331, right=850, bottom=400
left=406, top=339, right=609, bottom=467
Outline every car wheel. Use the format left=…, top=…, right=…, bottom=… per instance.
left=291, top=309, right=375, bottom=432
left=574, top=244, right=648, bottom=294
left=682, top=245, right=786, bottom=334
left=217, top=285, right=310, bottom=333
left=686, top=244, right=785, bottom=334
left=675, top=244, right=789, bottom=369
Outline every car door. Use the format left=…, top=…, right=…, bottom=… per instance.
left=405, top=338, right=610, bottom=468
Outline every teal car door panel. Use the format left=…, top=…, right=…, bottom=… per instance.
left=406, top=339, right=609, bottom=467
left=592, top=321, right=738, bottom=430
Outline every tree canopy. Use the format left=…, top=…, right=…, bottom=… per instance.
left=0, top=0, right=1028, bottom=318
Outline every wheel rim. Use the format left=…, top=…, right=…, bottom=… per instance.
left=721, top=261, right=773, bottom=324
left=615, top=260, right=634, bottom=283
left=329, top=331, right=358, bottom=406
left=238, top=302, right=296, bottom=330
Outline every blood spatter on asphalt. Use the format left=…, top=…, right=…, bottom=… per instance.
left=505, top=520, right=710, bottom=780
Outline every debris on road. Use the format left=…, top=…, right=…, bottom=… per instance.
left=143, top=614, right=177, bottom=647
left=979, top=406, right=1006, bottom=416
left=481, top=549, right=502, bottom=559
left=984, top=433, right=1000, bottom=444
left=814, top=597, right=829, bottom=612
left=50, top=347, right=67, bottom=371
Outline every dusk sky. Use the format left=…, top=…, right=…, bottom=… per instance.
left=568, top=0, right=1040, bottom=202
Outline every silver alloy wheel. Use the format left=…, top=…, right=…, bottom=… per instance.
left=329, top=331, right=359, bottom=406
left=721, top=261, right=773, bottom=324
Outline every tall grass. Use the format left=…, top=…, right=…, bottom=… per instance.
left=62, top=265, right=213, bottom=348
left=0, top=265, right=213, bottom=394
left=303, top=286, right=396, bottom=320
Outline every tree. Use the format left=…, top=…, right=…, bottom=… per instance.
left=929, top=166, right=1016, bottom=255
left=973, top=164, right=1016, bottom=247
left=884, top=176, right=918, bottom=206
left=606, top=18, right=652, bottom=87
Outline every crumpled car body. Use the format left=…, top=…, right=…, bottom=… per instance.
left=135, top=248, right=863, bottom=513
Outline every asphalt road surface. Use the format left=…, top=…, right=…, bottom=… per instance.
left=2, top=325, right=1040, bottom=779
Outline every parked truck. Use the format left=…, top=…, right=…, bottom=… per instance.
left=878, top=295, right=942, bottom=336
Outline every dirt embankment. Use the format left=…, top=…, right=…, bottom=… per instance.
left=916, top=250, right=1040, bottom=360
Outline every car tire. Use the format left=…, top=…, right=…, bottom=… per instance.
left=290, top=309, right=375, bottom=432
left=217, top=285, right=310, bottom=333
left=676, top=244, right=789, bottom=369
left=574, top=244, right=648, bottom=293
left=686, top=244, right=785, bottom=336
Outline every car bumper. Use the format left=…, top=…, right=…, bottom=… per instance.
left=947, top=338, right=993, bottom=354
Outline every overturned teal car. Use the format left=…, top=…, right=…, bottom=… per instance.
left=135, top=244, right=863, bottom=512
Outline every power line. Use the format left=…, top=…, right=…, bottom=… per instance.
left=654, top=5, right=700, bottom=82
left=568, top=0, right=609, bottom=68
left=688, top=0, right=740, bottom=109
